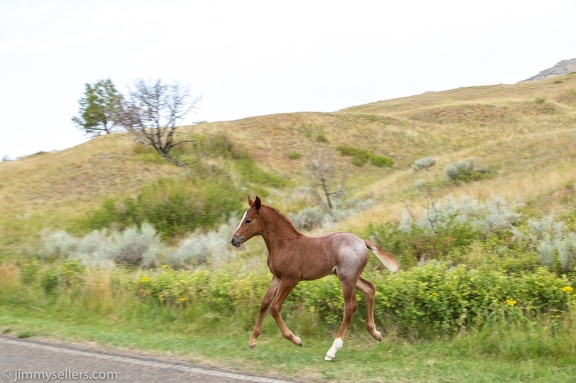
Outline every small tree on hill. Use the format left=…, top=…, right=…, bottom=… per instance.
left=307, top=149, right=345, bottom=209
left=118, top=79, right=201, bottom=167
left=72, top=79, right=124, bottom=136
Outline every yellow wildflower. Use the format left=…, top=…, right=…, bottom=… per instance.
left=561, top=286, right=574, bottom=294
left=140, top=276, right=150, bottom=283
left=179, top=297, right=187, bottom=302
left=506, top=299, right=517, bottom=307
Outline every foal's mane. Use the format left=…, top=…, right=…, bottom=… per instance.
left=260, top=204, right=302, bottom=238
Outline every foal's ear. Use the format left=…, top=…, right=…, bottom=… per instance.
left=248, top=196, right=261, bottom=211
left=254, top=196, right=261, bottom=211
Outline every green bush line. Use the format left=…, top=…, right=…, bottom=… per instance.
left=82, top=177, right=243, bottom=237
left=9, top=260, right=574, bottom=340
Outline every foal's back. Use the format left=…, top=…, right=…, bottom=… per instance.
left=275, top=232, right=369, bottom=281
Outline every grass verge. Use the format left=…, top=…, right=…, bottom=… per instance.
left=1, top=303, right=574, bottom=383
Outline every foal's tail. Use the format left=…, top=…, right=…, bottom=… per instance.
left=364, top=240, right=399, bottom=272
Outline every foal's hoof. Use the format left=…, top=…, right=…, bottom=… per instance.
left=374, top=331, right=383, bottom=342
left=248, top=340, right=258, bottom=349
left=293, top=336, right=303, bottom=347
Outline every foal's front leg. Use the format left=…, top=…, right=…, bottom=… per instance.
left=269, top=278, right=302, bottom=347
left=249, top=276, right=280, bottom=348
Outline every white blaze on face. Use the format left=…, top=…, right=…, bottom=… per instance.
left=235, top=211, right=248, bottom=232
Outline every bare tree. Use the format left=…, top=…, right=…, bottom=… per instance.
left=119, top=79, right=201, bottom=167
left=307, top=150, right=346, bottom=209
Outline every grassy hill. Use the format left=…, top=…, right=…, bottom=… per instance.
left=1, top=73, right=576, bottom=248
left=2, top=74, right=576, bottom=382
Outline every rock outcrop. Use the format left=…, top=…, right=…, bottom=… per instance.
left=522, top=58, right=576, bottom=82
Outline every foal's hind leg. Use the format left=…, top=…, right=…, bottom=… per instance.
left=356, top=276, right=382, bottom=341
left=325, top=277, right=358, bottom=361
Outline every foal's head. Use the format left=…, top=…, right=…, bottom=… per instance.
left=230, top=196, right=263, bottom=247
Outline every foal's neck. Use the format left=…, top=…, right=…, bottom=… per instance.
left=260, top=206, right=302, bottom=245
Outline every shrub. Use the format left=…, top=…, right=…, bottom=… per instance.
left=39, top=230, right=78, bottom=262
left=367, top=196, right=523, bottom=265
left=167, top=217, right=237, bottom=269
left=130, top=260, right=574, bottom=338
left=445, top=158, right=491, bottom=184
left=288, top=152, right=302, bottom=160
left=83, top=177, right=243, bottom=237
left=512, top=215, right=576, bottom=272
left=411, top=157, right=436, bottom=171
left=336, top=145, right=394, bottom=168
left=370, top=154, right=394, bottom=168
left=73, top=229, right=116, bottom=268
left=40, top=225, right=163, bottom=269
left=316, top=133, right=329, bottom=143
left=370, top=262, right=573, bottom=337
left=288, top=199, right=374, bottom=231
left=289, top=206, right=324, bottom=231
left=18, top=259, right=40, bottom=284
left=40, top=260, right=86, bottom=294
left=107, top=223, right=160, bottom=268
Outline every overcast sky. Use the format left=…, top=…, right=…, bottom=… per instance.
left=1, top=0, right=575, bottom=159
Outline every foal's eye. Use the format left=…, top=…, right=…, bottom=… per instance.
left=245, top=218, right=253, bottom=224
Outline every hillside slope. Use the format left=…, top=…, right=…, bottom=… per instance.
left=1, top=74, right=575, bottom=241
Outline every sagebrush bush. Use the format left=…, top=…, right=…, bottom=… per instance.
left=370, top=196, right=522, bottom=265
left=39, top=230, right=78, bottom=262
left=288, top=198, right=374, bottom=231
left=411, top=157, right=436, bottom=171
left=40, top=225, right=163, bottom=269
left=73, top=229, right=116, bottom=269
left=512, top=215, right=576, bottom=272
left=108, top=223, right=160, bottom=267
left=289, top=206, right=325, bottom=231
left=167, top=217, right=237, bottom=269
left=445, top=158, right=491, bottom=183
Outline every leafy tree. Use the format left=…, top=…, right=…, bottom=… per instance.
left=72, top=79, right=124, bottom=136
left=118, top=79, right=201, bottom=167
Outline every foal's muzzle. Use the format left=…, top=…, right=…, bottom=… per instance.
left=230, top=235, right=244, bottom=247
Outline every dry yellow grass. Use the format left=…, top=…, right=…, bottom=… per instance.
left=0, top=134, right=181, bottom=218
left=1, top=74, right=575, bottom=242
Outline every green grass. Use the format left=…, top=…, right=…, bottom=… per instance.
left=1, top=302, right=574, bottom=383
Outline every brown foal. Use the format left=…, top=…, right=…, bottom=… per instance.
left=230, top=196, right=399, bottom=360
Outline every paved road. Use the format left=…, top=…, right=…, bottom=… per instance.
left=0, top=335, right=297, bottom=383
